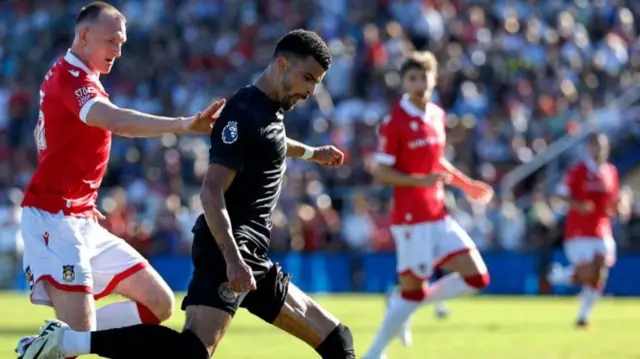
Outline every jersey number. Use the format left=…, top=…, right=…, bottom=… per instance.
left=35, top=90, right=46, bottom=150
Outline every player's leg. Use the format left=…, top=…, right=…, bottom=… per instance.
left=17, top=208, right=97, bottom=359
left=23, top=320, right=208, bottom=359
left=384, top=284, right=412, bottom=346
left=22, top=228, right=230, bottom=359
left=364, top=223, right=432, bottom=358
left=425, top=217, right=490, bottom=301
left=575, top=238, right=616, bottom=327
left=430, top=268, right=449, bottom=318
left=548, top=239, right=593, bottom=287
left=240, top=263, right=355, bottom=358
left=89, top=224, right=174, bottom=330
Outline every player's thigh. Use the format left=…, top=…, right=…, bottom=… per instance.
left=565, top=238, right=601, bottom=280
left=90, top=225, right=175, bottom=320
left=391, top=224, right=431, bottom=290
left=592, top=238, right=616, bottom=280
left=183, top=304, right=234, bottom=355
left=435, top=217, right=487, bottom=276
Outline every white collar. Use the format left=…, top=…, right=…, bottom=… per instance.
left=399, top=94, right=425, bottom=118
left=584, top=158, right=601, bottom=173
left=64, top=50, right=98, bottom=77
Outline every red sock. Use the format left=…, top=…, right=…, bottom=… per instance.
left=136, top=302, right=161, bottom=324
left=463, top=272, right=490, bottom=290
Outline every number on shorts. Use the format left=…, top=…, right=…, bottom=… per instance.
left=35, top=90, right=46, bottom=150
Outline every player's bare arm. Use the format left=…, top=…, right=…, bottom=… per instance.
left=285, top=137, right=344, bottom=166
left=201, top=163, right=256, bottom=293
left=438, top=157, right=494, bottom=203
left=554, top=195, right=595, bottom=213
left=615, top=187, right=632, bottom=218
left=371, top=162, right=451, bottom=187
left=85, top=98, right=225, bottom=138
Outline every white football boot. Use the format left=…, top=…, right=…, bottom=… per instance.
left=18, top=319, right=69, bottom=359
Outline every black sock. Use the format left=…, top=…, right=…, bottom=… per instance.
left=90, top=325, right=208, bottom=359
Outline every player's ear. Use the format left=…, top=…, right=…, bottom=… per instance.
left=77, top=27, right=89, bottom=44
left=276, top=57, right=288, bottom=74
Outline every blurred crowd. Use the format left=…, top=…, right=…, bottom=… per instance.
left=1, top=0, right=640, bottom=274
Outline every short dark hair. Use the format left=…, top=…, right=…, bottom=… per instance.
left=273, top=29, right=332, bottom=70
left=76, top=2, right=124, bottom=25
left=400, top=51, right=438, bottom=77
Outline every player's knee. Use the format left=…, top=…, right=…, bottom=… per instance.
left=137, top=291, right=174, bottom=324
left=315, top=323, right=355, bottom=359
left=463, top=272, right=490, bottom=290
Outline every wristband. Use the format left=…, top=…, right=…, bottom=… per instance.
left=301, top=147, right=314, bottom=160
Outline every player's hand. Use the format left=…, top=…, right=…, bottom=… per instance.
left=575, top=200, right=595, bottom=214
left=309, top=145, right=345, bottom=167
left=184, top=99, right=226, bottom=134
left=92, top=208, right=106, bottom=221
left=421, top=172, right=452, bottom=186
left=226, top=257, right=257, bottom=293
left=464, top=180, right=494, bottom=204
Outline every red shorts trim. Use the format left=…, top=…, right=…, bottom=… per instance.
left=94, top=262, right=148, bottom=300
left=31, top=275, right=93, bottom=295
left=30, top=262, right=148, bottom=303
left=397, top=248, right=475, bottom=281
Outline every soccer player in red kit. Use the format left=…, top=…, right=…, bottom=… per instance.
left=363, top=52, right=493, bottom=359
left=548, top=132, right=625, bottom=328
left=16, top=2, right=224, bottom=356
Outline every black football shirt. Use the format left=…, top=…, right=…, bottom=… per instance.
left=193, top=85, right=286, bottom=254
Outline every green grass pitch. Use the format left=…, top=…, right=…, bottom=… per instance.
left=0, top=293, right=638, bottom=358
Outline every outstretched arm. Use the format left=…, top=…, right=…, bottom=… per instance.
left=85, top=99, right=225, bottom=138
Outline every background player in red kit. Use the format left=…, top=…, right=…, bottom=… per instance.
left=17, top=2, right=224, bottom=355
left=549, top=132, right=628, bottom=328
left=363, top=52, right=493, bottom=359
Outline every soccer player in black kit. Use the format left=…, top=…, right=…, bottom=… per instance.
left=21, top=29, right=356, bottom=359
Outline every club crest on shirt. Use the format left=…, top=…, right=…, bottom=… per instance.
left=62, top=265, right=75, bottom=283
left=222, top=121, right=239, bottom=144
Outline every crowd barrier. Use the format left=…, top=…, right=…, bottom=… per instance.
left=10, top=251, right=640, bottom=295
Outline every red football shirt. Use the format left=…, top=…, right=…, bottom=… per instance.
left=556, top=160, right=619, bottom=240
left=22, top=51, right=111, bottom=217
left=374, top=95, right=447, bottom=225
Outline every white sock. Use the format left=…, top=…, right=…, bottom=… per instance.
left=549, top=265, right=576, bottom=285
left=62, top=331, right=91, bottom=356
left=577, top=286, right=600, bottom=321
left=425, top=273, right=478, bottom=302
left=365, top=292, right=420, bottom=358
left=96, top=301, right=142, bottom=330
